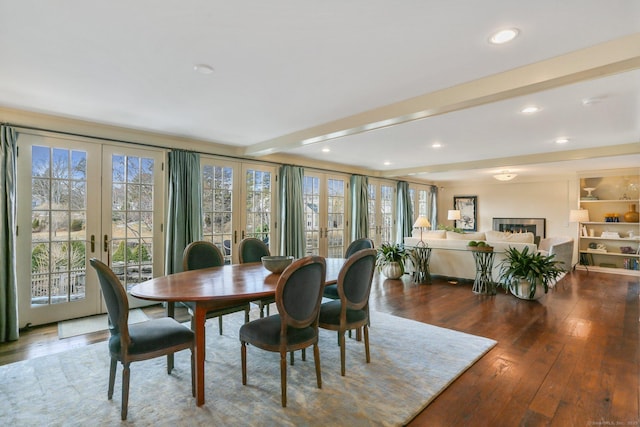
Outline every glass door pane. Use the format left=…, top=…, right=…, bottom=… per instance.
left=303, top=175, right=320, bottom=256
left=17, top=134, right=102, bottom=326
left=104, top=146, right=164, bottom=308
left=202, top=161, right=236, bottom=263
left=242, top=164, right=277, bottom=256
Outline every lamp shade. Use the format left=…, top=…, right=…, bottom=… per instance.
left=413, top=216, right=431, bottom=229
left=569, top=209, right=590, bottom=222
left=447, top=210, right=461, bottom=220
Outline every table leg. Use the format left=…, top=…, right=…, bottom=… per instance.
left=194, top=305, right=207, bottom=406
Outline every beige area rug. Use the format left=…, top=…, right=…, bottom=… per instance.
left=2, top=309, right=496, bottom=426
left=57, top=309, right=149, bottom=339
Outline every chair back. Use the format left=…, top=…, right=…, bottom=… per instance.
left=89, top=258, right=130, bottom=339
left=238, top=237, right=270, bottom=263
left=344, top=238, right=374, bottom=258
left=338, top=248, right=377, bottom=310
left=275, top=256, right=326, bottom=329
left=183, top=241, right=225, bottom=271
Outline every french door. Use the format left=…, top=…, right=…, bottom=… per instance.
left=303, top=172, right=348, bottom=257
left=16, top=133, right=165, bottom=326
left=200, top=157, right=277, bottom=263
left=368, top=179, right=396, bottom=247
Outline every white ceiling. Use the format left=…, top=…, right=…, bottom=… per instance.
left=1, top=1, right=639, bottom=183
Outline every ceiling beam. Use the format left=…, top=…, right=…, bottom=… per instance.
left=380, top=142, right=640, bottom=178
left=244, top=33, right=640, bottom=157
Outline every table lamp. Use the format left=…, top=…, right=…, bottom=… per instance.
left=569, top=209, right=589, bottom=223
left=413, top=216, right=431, bottom=243
left=447, top=210, right=461, bottom=224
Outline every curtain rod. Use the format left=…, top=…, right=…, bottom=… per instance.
left=3, top=122, right=435, bottom=188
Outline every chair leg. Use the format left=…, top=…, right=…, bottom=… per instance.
left=364, top=324, right=370, bottom=363
left=313, top=343, right=322, bottom=389
left=167, top=353, right=174, bottom=374
left=244, top=307, right=250, bottom=323
left=266, top=303, right=270, bottom=316
left=339, top=331, right=346, bottom=376
left=289, top=350, right=294, bottom=366
left=218, top=315, right=223, bottom=335
left=108, top=358, right=117, bottom=399
left=301, top=348, right=306, bottom=361
left=241, top=341, right=248, bottom=385
left=280, top=351, right=287, bottom=407
left=259, top=304, right=266, bottom=318
left=121, top=362, right=131, bottom=421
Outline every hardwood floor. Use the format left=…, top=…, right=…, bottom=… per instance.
left=1, top=269, right=638, bottom=425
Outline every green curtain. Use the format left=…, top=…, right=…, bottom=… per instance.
left=1, top=126, right=19, bottom=342
left=396, top=181, right=413, bottom=244
left=429, top=186, right=438, bottom=230
left=350, top=174, right=369, bottom=241
left=165, top=150, right=202, bottom=274
left=279, top=165, right=305, bottom=258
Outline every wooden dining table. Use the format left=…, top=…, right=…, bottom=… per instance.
left=130, top=257, right=345, bottom=406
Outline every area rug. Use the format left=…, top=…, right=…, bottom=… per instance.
left=2, top=310, right=496, bottom=426
left=57, top=309, right=149, bottom=339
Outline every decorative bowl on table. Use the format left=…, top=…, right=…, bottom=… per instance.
left=261, top=256, right=294, bottom=273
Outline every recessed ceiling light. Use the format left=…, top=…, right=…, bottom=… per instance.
left=555, top=137, right=569, bottom=144
left=383, top=161, right=391, bottom=166
left=322, top=147, right=330, bottom=153
left=489, top=28, right=519, bottom=45
left=582, top=97, right=604, bottom=106
left=431, top=142, right=442, bottom=148
left=521, top=106, right=541, bottom=114
left=193, top=64, right=214, bottom=74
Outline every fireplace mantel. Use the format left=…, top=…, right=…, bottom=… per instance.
left=492, top=217, right=546, bottom=239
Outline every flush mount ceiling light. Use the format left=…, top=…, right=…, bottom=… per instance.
left=431, top=142, right=442, bottom=148
left=555, top=137, right=569, bottom=144
left=493, top=171, right=517, bottom=181
left=521, top=105, right=541, bottom=114
left=489, top=28, right=520, bottom=44
left=193, top=64, right=214, bottom=74
left=321, top=147, right=330, bottom=153
left=383, top=161, right=391, bottom=166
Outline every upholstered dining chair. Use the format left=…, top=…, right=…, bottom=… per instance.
left=323, top=238, right=374, bottom=300
left=89, top=258, right=195, bottom=421
left=318, top=248, right=376, bottom=376
left=238, top=237, right=274, bottom=317
left=182, top=241, right=251, bottom=334
left=240, top=256, right=326, bottom=407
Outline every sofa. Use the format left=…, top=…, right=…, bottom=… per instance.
left=404, top=230, right=573, bottom=283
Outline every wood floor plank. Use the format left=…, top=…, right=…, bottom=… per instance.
left=1, top=269, right=638, bottom=425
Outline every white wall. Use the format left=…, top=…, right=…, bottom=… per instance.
left=437, top=177, right=580, bottom=240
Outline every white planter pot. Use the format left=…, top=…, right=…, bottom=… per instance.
left=382, top=262, right=404, bottom=279
left=509, top=279, right=544, bottom=300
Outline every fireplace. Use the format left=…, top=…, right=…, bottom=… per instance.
left=492, top=218, right=546, bottom=240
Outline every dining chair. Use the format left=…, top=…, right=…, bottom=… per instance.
left=323, top=238, right=374, bottom=300
left=318, top=248, right=376, bottom=376
left=182, top=241, right=251, bottom=334
left=238, top=237, right=274, bottom=317
left=240, top=256, right=326, bottom=407
left=89, top=258, right=195, bottom=420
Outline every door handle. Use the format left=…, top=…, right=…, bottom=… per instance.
left=104, top=235, right=109, bottom=252
left=90, top=235, right=95, bottom=253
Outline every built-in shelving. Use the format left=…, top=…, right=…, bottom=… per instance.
left=576, top=172, right=639, bottom=276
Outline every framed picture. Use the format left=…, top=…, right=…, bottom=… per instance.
left=453, top=196, right=477, bottom=231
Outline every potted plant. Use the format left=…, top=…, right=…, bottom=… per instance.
left=376, top=242, right=409, bottom=279
left=497, top=246, right=565, bottom=300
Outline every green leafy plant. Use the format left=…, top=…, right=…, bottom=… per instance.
left=376, top=242, right=409, bottom=269
left=437, top=224, right=464, bottom=233
left=497, top=246, right=565, bottom=298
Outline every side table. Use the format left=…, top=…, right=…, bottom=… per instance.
left=409, top=245, right=432, bottom=284
left=471, top=248, right=496, bottom=295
